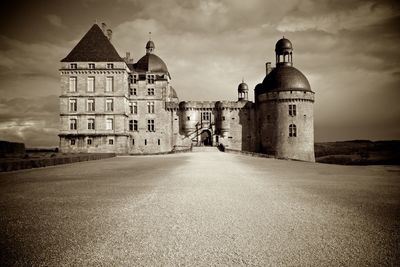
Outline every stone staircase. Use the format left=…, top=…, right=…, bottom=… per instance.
left=191, top=146, right=220, bottom=152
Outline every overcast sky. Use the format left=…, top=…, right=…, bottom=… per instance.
left=0, top=0, right=399, bottom=147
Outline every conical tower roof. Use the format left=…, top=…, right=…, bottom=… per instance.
left=61, top=24, right=123, bottom=62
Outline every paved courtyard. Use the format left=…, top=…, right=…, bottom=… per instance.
left=0, top=151, right=399, bottom=266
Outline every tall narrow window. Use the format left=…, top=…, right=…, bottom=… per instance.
left=88, top=63, right=95, bottom=69
left=129, top=120, right=134, bottom=131
left=133, top=102, right=138, bottom=114
left=87, top=77, right=95, bottom=92
left=147, top=119, right=155, bottom=132
left=158, top=139, right=160, bottom=145
left=87, top=99, right=95, bottom=112
left=147, top=102, right=155, bottom=113
left=70, top=119, right=77, bottom=130
left=69, top=99, right=77, bottom=112
left=88, top=118, right=95, bottom=130
left=132, top=139, right=135, bottom=145
left=134, top=120, right=138, bottom=131
left=69, top=77, right=77, bottom=92
left=106, top=99, right=114, bottom=111
left=289, top=104, right=297, bottom=116
left=289, top=124, right=297, bottom=137
left=145, top=139, right=147, bottom=145
left=128, top=75, right=133, bottom=84
left=106, top=77, right=113, bottom=92
left=106, top=118, right=113, bottom=130
left=133, top=75, right=138, bottom=84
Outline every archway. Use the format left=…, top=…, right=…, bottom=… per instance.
left=200, top=130, right=212, bottom=146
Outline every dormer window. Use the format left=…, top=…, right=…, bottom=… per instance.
left=147, top=75, right=155, bottom=84
left=88, top=63, right=95, bottom=69
left=107, top=63, right=114, bottom=69
left=70, top=63, right=77, bottom=69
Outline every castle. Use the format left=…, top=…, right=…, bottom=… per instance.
left=59, top=23, right=315, bottom=162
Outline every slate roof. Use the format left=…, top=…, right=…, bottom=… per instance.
left=61, top=24, right=123, bottom=62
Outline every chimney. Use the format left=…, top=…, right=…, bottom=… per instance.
left=101, top=22, right=107, bottom=33
left=266, top=62, right=272, bottom=75
left=107, top=29, right=112, bottom=41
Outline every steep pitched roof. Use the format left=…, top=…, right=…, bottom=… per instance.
left=61, top=24, right=123, bottom=62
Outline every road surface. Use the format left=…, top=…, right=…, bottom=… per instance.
left=0, top=151, right=399, bottom=266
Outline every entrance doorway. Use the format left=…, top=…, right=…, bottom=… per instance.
left=200, top=130, right=212, bottom=146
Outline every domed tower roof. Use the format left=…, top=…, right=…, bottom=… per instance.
left=146, top=40, right=155, bottom=50
left=136, top=53, right=168, bottom=73
left=238, top=81, right=248, bottom=92
left=262, top=65, right=311, bottom=92
left=275, top=37, right=293, bottom=54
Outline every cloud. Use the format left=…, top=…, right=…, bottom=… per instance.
left=45, top=14, right=65, bottom=28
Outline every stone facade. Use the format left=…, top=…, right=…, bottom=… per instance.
left=59, top=24, right=315, bottom=162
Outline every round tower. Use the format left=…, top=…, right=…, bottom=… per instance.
left=179, top=101, right=198, bottom=136
left=258, top=37, right=315, bottom=162
left=216, top=101, right=231, bottom=137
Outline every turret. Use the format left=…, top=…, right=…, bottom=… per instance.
left=237, top=80, right=248, bottom=101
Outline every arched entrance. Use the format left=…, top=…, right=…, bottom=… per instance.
left=200, top=130, right=212, bottom=146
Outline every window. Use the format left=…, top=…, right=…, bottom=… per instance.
left=129, top=88, right=137, bottom=96
left=70, top=119, right=77, bottom=130
left=69, top=99, right=77, bottom=112
left=87, top=99, right=95, bottom=112
left=132, top=139, right=135, bottom=145
left=88, top=118, right=95, bottom=130
left=129, top=102, right=137, bottom=114
left=145, top=139, right=147, bottom=145
left=88, top=63, right=95, bottom=69
left=289, top=124, right=297, bottom=137
left=69, top=77, right=77, bottom=92
left=70, top=63, right=77, bottom=69
left=133, top=75, right=138, bottom=84
left=87, top=77, right=95, bottom=92
left=158, top=139, right=160, bottom=145
left=201, top=112, right=210, bottom=121
left=147, top=75, right=155, bottom=84
left=106, top=118, right=113, bottom=130
left=106, top=77, right=113, bottom=92
left=222, top=116, right=225, bottom=121
left=128, top=75, right=133, bottom=84
left=147, top=102, right=155, bottom=113
left=106, top=99, right=114, bottom=111
left=107, top=63, right=114, bottom=69
left=87, top=139, right=92, bottom=145
left=147, top=119, right=155, bottom=132
left=109, top=139, right=114, bottom=145
left=70, top=139, right=76, bottom=145
left=289, top=104, right=297, bottom=116
left=129, top=119, right=138, bottom=131
left=133, top=88, right=137, bottom=95
left=148, top=88, right=155, bottom=95
left=187, top=116, right=190, bottom=121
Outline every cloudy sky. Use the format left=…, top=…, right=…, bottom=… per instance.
left=0, top=0, right=399, bottom=147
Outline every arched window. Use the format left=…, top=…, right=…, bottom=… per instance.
left=289, top=124, right=297, bottom=137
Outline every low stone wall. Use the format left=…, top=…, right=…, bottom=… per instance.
left=224, top=148, right=275, bottom=159
left=0, top=153, right=116, bottom=172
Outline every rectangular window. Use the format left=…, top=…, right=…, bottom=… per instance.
left=70, top=63, right=77, bottom=69
left=107, top=63, right=114, bottom=69
left=158, top=139, right=160, bottom=145
left=109, top=139, right=114, bottom=145
left=106, top=99, right=114, bottom=111
left=133, top=102, right=137, bottom=114
left=201, top=112, right=210, bottom=121
left=129, top=120, right=134, bottom=131
left=147, top=88, right=155, bottom=95
left=133, top=88, right=137, bottom=95
left=87, top=139, right=92, bottom=145
left=147, top=75, right=155, bottom=84
left=87, top=99, right=95, bottom=112
left=187, top=116, right=190, bottom=121
left=70, top=119, right=77, bottom=130
left=133, top=75, right=138, bottom=84
left=147, top=119, right=155, bottom=132
left=289, top=124, right=297, bottom=137
left=129, top=88, right=134, bottom=95
left=132, top=139, right=135, bottom=145
left=88, top=63, right=95, bottom=69
left=147, top=102, right=155, bottom=113
left=69, top=99, right=77, bottom=112
left=106, top=118, right=113, bottom=130
left=69, top=77, right=77, bottom=92
left=289, top=104, right=297, bottom=116
left=88, top=118, right=95, bottom=130
left=128, top=75, right=133, bottom=84
left=87, top=77, right=95, bottom=92
left=106, top=77, right=113, bottom=92
left=70, top=139, right=76, bottom=145
left=222, top=116, right=225, bottom=121
left=145, top=139, right=147, bottom=145
left=134, top=120, right=138, bottom=131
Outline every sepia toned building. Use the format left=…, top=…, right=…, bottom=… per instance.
left=59, top=23, right=315, bottom=161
